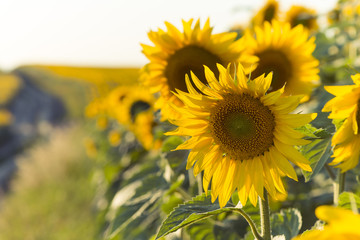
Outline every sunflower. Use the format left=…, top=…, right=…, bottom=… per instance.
left=118, top=87, right=155, bottom=126
left=130, top=111, right=162, bottom=150
left=251, top=0, right=279, bottom=28
left=167, top=63, right=315, bottom=207
left=285, top=5, right=319, bottom=32
left=322, top=74, right=360, bottom=172
left=106, top=85, right=132, bottom=125
left=0, top=109, right=13, bottom=127
left=140, top=18, right=257, bottom=121
left=110, top=87, right=160, bottom=150
left=293, top=205, right=360, bottom=240
left=108, top=130, right=122, bottom=147
left=243, top=20, right=319, bottom=101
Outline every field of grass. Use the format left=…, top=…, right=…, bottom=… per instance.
left=31, top=65, right=140, bottom=86
left=0, top=125, right=99, bottom=240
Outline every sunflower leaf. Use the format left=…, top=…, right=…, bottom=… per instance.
left=187, top=221, right=216, bottom=240
left=155, top=192, right=257, bottom=239
left=161, top=136, right=184, bottom=152
left=299, top=136, right=332, bottom=182
left=338, top=192, right=360, bottom=211
left=271, top=208, right=302, bottom=239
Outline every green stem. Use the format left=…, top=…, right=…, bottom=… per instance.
left=334, top=169, right=346, bottom=206
left=259, top=189, right=271, bottom=240
left=324, top=163, right=336, bottom=181
left=232, top=208, right=263, bottom=240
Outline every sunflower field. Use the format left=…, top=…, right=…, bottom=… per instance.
left=1, top=0, right=360, bottom=239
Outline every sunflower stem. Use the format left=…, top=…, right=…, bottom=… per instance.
left=232, top=208, right=263, bottom=240
left=324, top=163, right=336, bottom=181
left=333, top=169, right=346, bottom=206
left=259, top=189, right=271, bottom=240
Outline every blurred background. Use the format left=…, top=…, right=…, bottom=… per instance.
left=0, top=0, right=355, bottom=239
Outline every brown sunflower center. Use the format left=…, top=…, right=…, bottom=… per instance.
left=130, top=100, right=151, bottom=122
left=252, top=49, right=292, bottom=92
left=263, top=4, right=277, bottom=22
left=356, top=100, right=360, bottom=133
left=165, top=45, right=222, bottom=93
left=209, top=93, right=275, bottom=160
left=291, top=13, right=316, bottom=28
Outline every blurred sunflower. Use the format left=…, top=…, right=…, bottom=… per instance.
left=141, top=18, right=257, bottom=121
left=106, top=85, right=132, bottom=125
left=322, top=74, right=360, bottom=172
left=131, top=111, right=162, bottom=150
left=251, top=0, right=279, bottom=27
left=118, top=87, right=155, bottom=126
left=96, top=116, right=108, bottom=130
left=0, top=109, right=13, bottom=127
left=108, top=130, right=122, bottom=147
left=285, top=5, right=319, bottom=32
left=167, top=63, right=315, bottom=207
left=243, top=20, right=319, bottom=101
left=327, top=6, right=341, bottom=25
left=114, top=87, right=160, bottom=150
left=84, top=97, right=107, bottom=119
left=293, top=206, right=360, bottom=239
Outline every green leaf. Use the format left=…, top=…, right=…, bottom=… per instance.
left=162, top=136, right=184, bottom=152
left=187, top=221, right=216, bottom=240
left=296, top=124, right=332, bottom=139
left=271, top=208, right=302, bottom=240
left=338, top=192, right=360, bottom=210
left=299, top=136, right=332, bottom=182
left=155, top=193, right=255, bottom=239
left=106, top=172, right=169, bottom=240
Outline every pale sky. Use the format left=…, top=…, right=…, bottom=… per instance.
left=0, top=0, right=337, bottom=71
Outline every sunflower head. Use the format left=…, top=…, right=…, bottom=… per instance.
left=140, top=18, right=257, bottom=121
left=251, top=0, right=279, bottom=27
left=293, top=206, right=360, bottom=239
left=285, top=5, right=319, bottom=32
left=107, top=86, right=154, bottom=126
left=322, top=74, right=360, bottom=172
left=244, top=20, right=319, bottom=102
left=167, top=63, right=315, bottom=207
left=106, top=86, right=131, bottom=123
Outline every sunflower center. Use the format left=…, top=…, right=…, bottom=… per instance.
left=165, top=45, right=222, bottom=93
left=252, top=49, right=292, bottom=92
left=263, top=4, right=276, bottom=22
left=356, top=100, right=360, bottom=133
left=291, top=13, right=316, bottom=28
left=209, top=93, right=275, bottom=160
left=130, top=100, right=151, bottom=122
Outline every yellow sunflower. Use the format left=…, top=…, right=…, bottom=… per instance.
left=118, top=87, right=155, bottom=126
left=285, top=5, right=319, bottom=32
left=0, top=109, right=13, bottom=127
left=110, top=87, right=160, bottom=150
left=130, top=111, right=162, bottom=150
left=106, top=85, right=132, bottom=125
left=251, top=0, right=279, bottom=27
left=140, top=18, right=257, bottom=121
left=322, top=74, right=360, bottom=172
left=108, top=130, right=122, bottom=147
left=167, top=63, right=315, bottom=207
left=293, top=206, right=360, bottom=240
left=85, top=97, right=107, bottom=119
left=243, top=20, right=319, bottom=101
